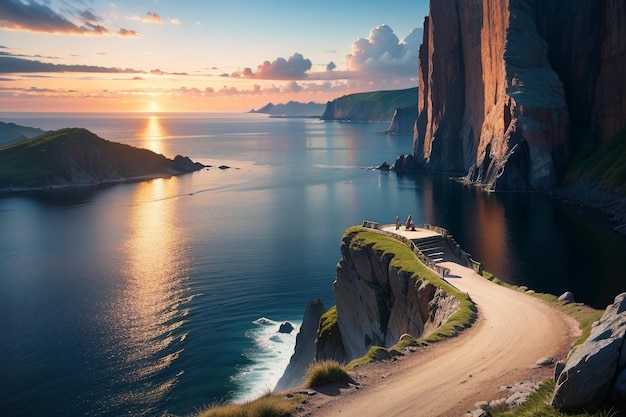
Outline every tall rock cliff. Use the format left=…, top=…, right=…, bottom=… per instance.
left=412, top=0, right=626, bottom=192
left=320, top=228, right=460, bottom=362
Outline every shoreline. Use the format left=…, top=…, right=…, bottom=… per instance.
left=549, top=181, right=626, bottom=235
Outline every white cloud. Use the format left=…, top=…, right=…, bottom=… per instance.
left=346, top=25, right=420, bottom=77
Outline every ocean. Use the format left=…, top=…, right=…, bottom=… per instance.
left=0, top=112, right=624, bottom=417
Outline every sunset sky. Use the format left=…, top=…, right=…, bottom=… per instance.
left=0, top=0, right=429, bottom=113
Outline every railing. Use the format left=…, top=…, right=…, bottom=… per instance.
left=361, top=221, right=450, bottom=278
left=423, top=224, right=483, bottom=274
left=361, top=220, right=381, bottom=230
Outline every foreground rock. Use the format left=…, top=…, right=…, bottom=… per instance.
left=552, top=292, right=626, bottom=410
left=0, top=127, right=205, bottom=192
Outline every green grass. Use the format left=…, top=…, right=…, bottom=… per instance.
left=303, top=360, right=354, bottom=388
left=195, top=392, right=295, bottom=417
left=565, top=128, right=626, bottom=195
left=321, top=87, right=417, bottom=122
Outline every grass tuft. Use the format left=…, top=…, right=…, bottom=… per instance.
left=195, top=392, right=294, bottom=417
left=303, top=360, right=353, bottom=388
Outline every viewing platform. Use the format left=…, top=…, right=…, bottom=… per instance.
left=361, top=220, right=483, bottom=279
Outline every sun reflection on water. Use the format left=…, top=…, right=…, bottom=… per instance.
left=138, top=116, right=167, bottom=155
left=106, top=178, right=194, bottom=414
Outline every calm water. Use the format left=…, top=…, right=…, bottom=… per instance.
left=0, top=113, right=624, bottom=417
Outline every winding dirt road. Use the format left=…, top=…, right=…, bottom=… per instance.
left=301, top=261, right=581, bottom=417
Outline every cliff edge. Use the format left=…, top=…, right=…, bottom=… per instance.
left=276, top=226, right=474, bottom=391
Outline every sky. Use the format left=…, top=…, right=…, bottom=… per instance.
left=0, top=0, right=429, bottom=112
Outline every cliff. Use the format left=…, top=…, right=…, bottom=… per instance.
left=382, top=104, right=418, bottom=135
left=276, top=227, right=473, bottom=390
left=0, top=127, right=205, bottom=191
left=321, top=87, right=418, bottom=123
left=410, top=0, right=626, bottom=192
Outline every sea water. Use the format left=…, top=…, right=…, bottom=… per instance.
left=0, top=112, right=624, bottom=417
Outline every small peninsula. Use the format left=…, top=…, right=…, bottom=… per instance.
left=0, top=127, right=205, bottom=192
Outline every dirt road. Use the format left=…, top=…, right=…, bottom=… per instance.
left=302, top=261, right=581, bottom=417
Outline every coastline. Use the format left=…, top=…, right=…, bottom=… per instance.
left=288, top=266, right=589, bottom=417
left=549, top=181, right=626, bottom=235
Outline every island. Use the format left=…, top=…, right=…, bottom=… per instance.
left=0, top=126, right=205, bottom=192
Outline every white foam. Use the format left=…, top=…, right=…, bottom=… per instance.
left=230, top=317, right=300, bottom=403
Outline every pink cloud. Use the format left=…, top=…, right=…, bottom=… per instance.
left=232, top=53, right=312, bottom=80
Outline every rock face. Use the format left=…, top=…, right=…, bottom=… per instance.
left=274, top=299, right=326, bottom=391
left=413, top=0, right=626, bottom=191
left=382, top=104, right=419, bottom=135
left=552, top=293, right=626, bottom=410
left=328, top=229, right=459, bottom=361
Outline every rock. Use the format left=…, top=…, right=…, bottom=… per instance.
left=376, top=161, right=391, bottom=171
left=332, top=228, right=461, bottom=361
left=172, top=155, right=206, bottom=172
left=382, top=104, right=418, bottom=135
left=274, top=299, right=326, bottom=391
left=278, top=322, right=295, bottom=334
left=218, top=165, right=230, bottom=170
left=533, top=357, right=555, bottom=368
left=392, top=154, right=419, bottom=172
left=413, top=0, right=626, bottom=192
left=557, top=291, right=575, bottom=303
left=552, top=292, right=626, bottom=409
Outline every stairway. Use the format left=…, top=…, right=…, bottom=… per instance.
left=413, top=235, right=446, bottom=264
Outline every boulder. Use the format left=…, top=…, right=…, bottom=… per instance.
left=557, top=291, right=575, bottom=303
left=552, top=292, right=626, bottom=409
left=278, top=322, right=295, bottom=334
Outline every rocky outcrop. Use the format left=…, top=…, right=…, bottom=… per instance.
left=382, top=104, right=418, bottom=135
left=321, top=87, right=418, bottom=123
left=274, top=299, right=326, bottom=391
left=330, top=228, right=460, bottom=361
left=412, top=0, right=626, bottom=192
left=552, top=293, right=626, bottom=410
left=0, top=127, right=205, bottom=191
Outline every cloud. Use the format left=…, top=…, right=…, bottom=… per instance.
left=143, top=12, right=162, bottom=23
left=118, top=28, right=140, bottom=37
left=170, top=18, right=182, bottom=25
left=346, top=24, right=421, bottom=77
left=326, top=61, right=337, bottom=71
left=232, top=53, right=312, bottom=80
left=0, top=0, right=139, bottom=36
left=0, top=56, right=143, bottom=74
